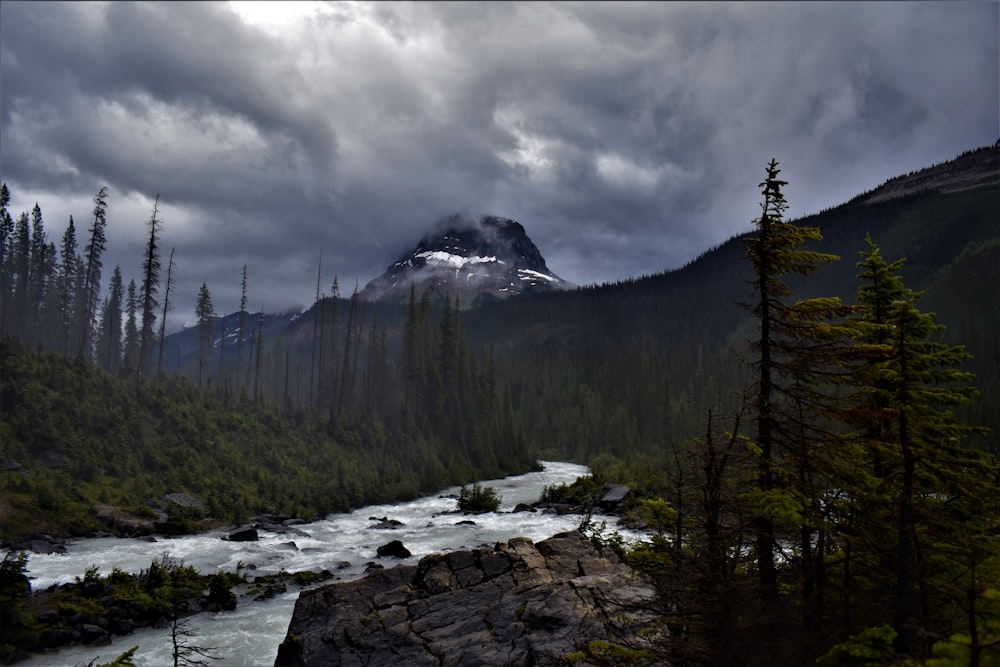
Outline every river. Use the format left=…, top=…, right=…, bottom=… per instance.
left=21, top=461, right=640, bottom=667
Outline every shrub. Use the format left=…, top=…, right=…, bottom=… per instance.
left=457, top=483, right=501, bottom=513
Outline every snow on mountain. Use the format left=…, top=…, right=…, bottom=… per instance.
left=360, top=215, right=574, bottom=307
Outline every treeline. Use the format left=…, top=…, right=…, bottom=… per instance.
left=0, top=184, right=255, bottom=391
left=0, top=185, right=114, bottom=363
left=0, top=185, right=169, bottom=380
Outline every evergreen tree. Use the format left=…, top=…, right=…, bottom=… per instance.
left=843, top=238, right=993, bottom=659
left=96, top=266, right=125, bottom=374
left=744, top=159, right=839, bottom=602
left=335, top=284, right=361, bottom=424
left=10, top=211, right=30, bottom=340
left=157, top=247, right=177, bottom=377
left=236, top=265, right=248, bottom=391
left=79, top=187, right=109, bottom=359
left=39, top=241, right=60, bottom=352
left=196, top=282, right=216, bottom=391
left=123, top=279, right=140, bottom=374
left=323, top=275, right=340, bottom=420
left=138, top=195, right=162, bottom=381
left=0, top=183, right=12, bottom=336
left=27, top=204, right=50, bottom=347
left=57, top=216, right=79, bottom=356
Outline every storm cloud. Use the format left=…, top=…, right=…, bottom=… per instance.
left=1, top=1, right=996, bottom=328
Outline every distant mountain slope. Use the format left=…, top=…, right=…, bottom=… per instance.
left=854, top=145, right=998, bottom=204
left=464, top=145, right=999, bottom=351
left=359, top=215, right=574, bottom=307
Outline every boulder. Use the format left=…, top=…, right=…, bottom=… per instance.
left=162, top=492, right=204, bottom=510
left=79, top=623, right=109, bottom=645
left=376, top=540, right=412, bottom=559
left=275, top=531, right=659, bottom=666
left=9, top=533, right=68, bottom=554
left=92, top=504, right=156, bottom=537
left=225, top=525, right=259, bottom=542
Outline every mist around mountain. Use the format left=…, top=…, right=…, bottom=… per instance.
left=359, top=214, right=574, bottom=308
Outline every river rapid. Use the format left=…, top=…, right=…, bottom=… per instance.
left=22, top=461, right=640, bottom=667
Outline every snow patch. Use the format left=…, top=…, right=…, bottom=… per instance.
left=416, top=251, right=502, bottom=269
left=518, top=268, right=557, bottom=282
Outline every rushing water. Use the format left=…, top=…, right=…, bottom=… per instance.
left=22, top=461, right=640, bottom=667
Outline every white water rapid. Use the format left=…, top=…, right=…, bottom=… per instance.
left=22, top=461, right=639, bottom=667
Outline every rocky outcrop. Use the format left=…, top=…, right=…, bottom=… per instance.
left=274, top=531, right=661, bottom=666
left=360, top=215, right=575, bottom=307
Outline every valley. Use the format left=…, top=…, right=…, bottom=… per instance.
left=2, top=145, right=998, bottom=666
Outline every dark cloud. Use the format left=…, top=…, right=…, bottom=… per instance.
left=2, top=1, right=995, bottom=329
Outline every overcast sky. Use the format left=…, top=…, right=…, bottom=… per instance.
left=1, top=1, right=997, bottom=329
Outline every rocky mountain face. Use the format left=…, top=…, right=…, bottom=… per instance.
left=274, top=531, right=659, bottom=666
left=360, top=215, right=575, bottom=308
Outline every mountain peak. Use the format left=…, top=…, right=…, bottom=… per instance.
left=360, top=215, right=574, bottom=307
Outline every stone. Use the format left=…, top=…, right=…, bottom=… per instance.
left=79, top=624, right=109, bottom=645
left=376, top=539, right=411, bottom=558
left=275, top=531, right=660, bottom=666
left=162, top=492, right=204, bottom=510
left=225, top=525, right=259, bottom=542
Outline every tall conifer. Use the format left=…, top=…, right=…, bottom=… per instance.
left=79, top=187, right=109, bottom=359
left=138, top=195, right=162, bottom=381
left=744, top=159, right=840, bottom=603
left=157, top=247, right=176, bottom=378
left=57, top=216, right=79, bottom=356
left=196, top=282, right=216, bottom=391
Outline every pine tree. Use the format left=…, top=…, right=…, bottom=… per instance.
left=10, top=211, right=30, bottom=340
left=57, top=216, right=79, bottom=356
left=123, top=279, right=140, bottom=374
left=27, top=204, right=50, bottom=347
left=323, top=275, right=340, bottom=420
left=335, top=284, right=361, bottom=424
left=0, top=183, right=13, bottom=336
left=40, top=241, right=60, bottom=352
left=196, top=282, right=215, bottom=391
left=79, top=187, right=109, bottom=359
left=157, top=247, right=177, bottom=378
left=96, top=266, right=125, bottom=373
left=842, top=239, right=992, bottom=659
left=743, top=158, right=843, bottom=610
left=236, top=265, right=248, bottom=392
left=138, top=195, right=162, bottom=381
